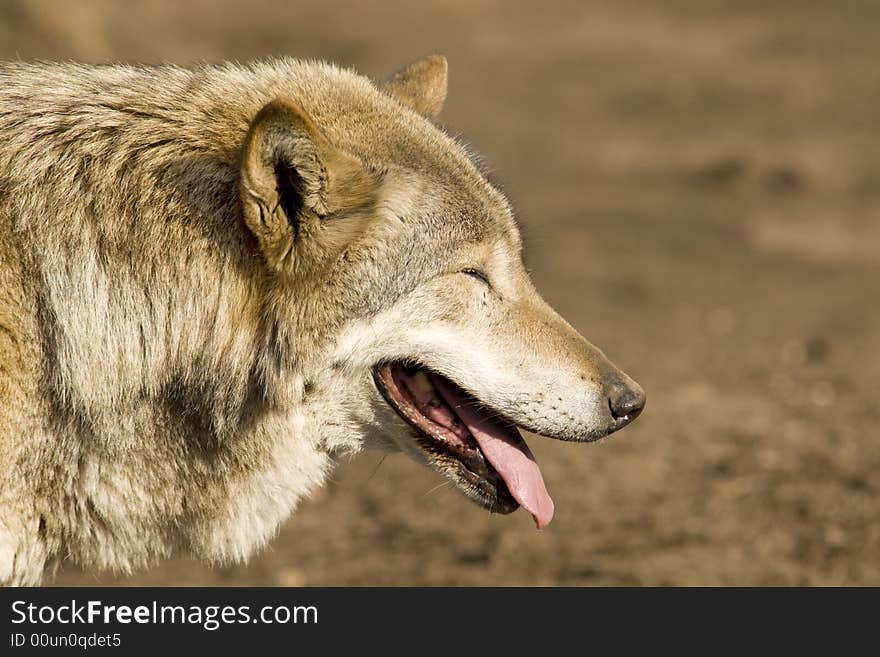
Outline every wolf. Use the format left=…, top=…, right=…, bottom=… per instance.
left=0, top=55, right=645, bottom=585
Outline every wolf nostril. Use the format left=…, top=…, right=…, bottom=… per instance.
left=608, top=382, right=646, bottom=421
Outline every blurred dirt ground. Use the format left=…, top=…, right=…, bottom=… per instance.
left=3, top=0, right=878, bottom=585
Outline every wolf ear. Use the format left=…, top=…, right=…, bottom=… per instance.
left=382, top=55, right=448, bottom=118
left=239, top=99, right=367, bottom=269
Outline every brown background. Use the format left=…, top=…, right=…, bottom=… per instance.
left=2, top=0, right=877, bottom=585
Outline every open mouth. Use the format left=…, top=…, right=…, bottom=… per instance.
left=373, top=362, right=554, bottom=529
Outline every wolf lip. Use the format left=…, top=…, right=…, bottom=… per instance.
left=373, top=362, right=554, bottom=528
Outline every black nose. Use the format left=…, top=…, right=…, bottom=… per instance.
left=608, top=381, right=646, bottom=423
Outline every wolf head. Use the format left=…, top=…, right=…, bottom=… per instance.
left=238, top=56, right=645, bottom=528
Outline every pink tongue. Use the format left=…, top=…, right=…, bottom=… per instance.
left=431, top=375, right=555, bottom=529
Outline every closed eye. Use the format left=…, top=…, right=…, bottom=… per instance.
left=461, top=268, right=491, bottom=287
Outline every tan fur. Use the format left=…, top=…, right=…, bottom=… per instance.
left=0, top=56, right=642, bottom=585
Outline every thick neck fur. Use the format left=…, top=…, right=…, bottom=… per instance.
left=1, top=62, right=300, bottom=435
left=0, top=61, right=368, bottom=581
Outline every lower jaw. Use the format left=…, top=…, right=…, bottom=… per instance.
left=448, top=457, right=519, bottom=514
left=373, top=367, right=519, bottom=514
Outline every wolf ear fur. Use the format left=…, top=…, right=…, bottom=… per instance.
left=382, top=55, right=448, bottom=117
left=239, top=99, right=366, bottom=269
